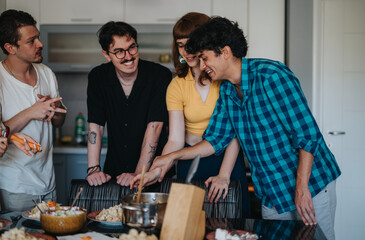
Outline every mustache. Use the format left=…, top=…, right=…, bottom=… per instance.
left=120, top=57, right=135, bottom=64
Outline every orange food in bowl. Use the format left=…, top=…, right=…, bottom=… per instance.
left=47, top=200, right=57, bottom=208
left=40, top=206, right=86, bottom=235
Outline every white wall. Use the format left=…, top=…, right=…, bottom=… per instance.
left=286, top=0, right=314, bottom=109
left=247, top=0, right=285, bottom=63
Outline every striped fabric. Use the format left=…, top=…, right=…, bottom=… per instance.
left=203, top=57, right=341, bottom=214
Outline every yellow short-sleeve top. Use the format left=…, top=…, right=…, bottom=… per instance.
left=166, top=69, right=221, bottom=136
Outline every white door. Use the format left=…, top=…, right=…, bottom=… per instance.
left=316, top=0, right=365, bottom=239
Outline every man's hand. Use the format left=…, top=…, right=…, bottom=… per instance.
left=37, top=94, right=62, bottom=108
left=205, top=175, right=230, bottom=203
left=32, top=95, right=66, bottom=122
left=11, top=132, right=40, bottom=156
left=0, top=137, right=8, bottom=157
left=149, top=154, right=176, bottom=182
left=295, top=183, right=317, bottom=225
left=86, top=171, right=111, bottom=186
left=130, top=168, right=162, bottom=189
left=116, top=173, right=136, bottom=186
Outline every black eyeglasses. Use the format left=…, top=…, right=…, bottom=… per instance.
left=108, top=43, right=139, bottom=59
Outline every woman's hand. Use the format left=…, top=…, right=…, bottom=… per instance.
left=10, top=133, right=40, bottom=156
left=205, top=174, right=230, bottom=203
left=130, top=168, right=162, bottom=189
left=0, top=137, right=8, bottom=157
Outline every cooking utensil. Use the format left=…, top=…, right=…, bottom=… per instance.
left=121, top=192, right=168, bottom=228
left=71, top=187, right=83, bottom=208
left=136, top=165, right=146, bottom=203
left=32, top=199, right=44, bottom=214
left=185, top=154, right=200, bottom=184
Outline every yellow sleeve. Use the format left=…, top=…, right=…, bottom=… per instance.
left=166, top=77, right=184, bottom=111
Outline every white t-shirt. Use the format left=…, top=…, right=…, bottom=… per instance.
left=0, top=62, right=59, bottom=195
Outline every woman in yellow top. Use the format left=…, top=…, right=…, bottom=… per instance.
left=132, top=12, right=250, bottom=217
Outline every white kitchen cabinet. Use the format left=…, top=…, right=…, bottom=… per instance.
left=213, top=0, right=285, bottom=63
left=125, top=0, right=211, bottom=24
left=5, top=0, right=40, bottom=26
left=212, top=0, right=248, bottom=35
left=246, top=0, right=285, bottom=63
left=39, top=0, right=124, bottom=24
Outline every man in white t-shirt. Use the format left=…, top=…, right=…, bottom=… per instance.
left=0, top=9, right=67, bottom=211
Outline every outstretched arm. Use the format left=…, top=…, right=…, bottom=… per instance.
left=131, top=140, right=215, bottom=188
left=151, top=140, right=216, bottom=182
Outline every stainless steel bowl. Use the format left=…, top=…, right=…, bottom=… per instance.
left=121, top=192, right=168, bottom=228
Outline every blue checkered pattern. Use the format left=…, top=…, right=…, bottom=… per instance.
left=203, top=57, right=341, bottom=214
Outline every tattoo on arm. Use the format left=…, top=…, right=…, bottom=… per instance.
left=148, top=144, right=157, bottom=164
left=88, top=131, right=97, bottom=144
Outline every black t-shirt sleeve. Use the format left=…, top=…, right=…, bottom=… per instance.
left=147, top=66, right=172, bottom=124
left=87, top=67, right=106, bottom=126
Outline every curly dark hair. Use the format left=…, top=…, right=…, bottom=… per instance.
left=98, top=21, right=137, bottom=52
left=186, top=16, right=248, bottom=58
left=172, top=12, right=210, bottom=82
left=0, top=9, right=37, bottom=55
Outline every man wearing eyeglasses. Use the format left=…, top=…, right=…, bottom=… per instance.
left=86, top=21, right=172, bottom=187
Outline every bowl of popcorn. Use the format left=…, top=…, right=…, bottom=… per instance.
left=40, top=206, right=86, bottom=235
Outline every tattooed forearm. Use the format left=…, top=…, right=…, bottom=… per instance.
left=148, top=144, right=157, bottom=155
left=88, top=131, right=97, bottom=144
left=147, top=144, right=157, bottom=164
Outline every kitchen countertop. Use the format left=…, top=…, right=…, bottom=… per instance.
left=53, top=145, right=107, bottom=154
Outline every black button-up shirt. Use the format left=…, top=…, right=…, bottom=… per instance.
left=87, top=60, right=172, bottom=178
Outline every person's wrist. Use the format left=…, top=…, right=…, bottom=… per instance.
left=169, top=152, right=178, bottom=164
left=87, top=164, right=101, bottom=175
left=217, top=172, right=230, bottom=179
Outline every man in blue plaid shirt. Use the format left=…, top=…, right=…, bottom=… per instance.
left=139, top=17, right=341, bottom=239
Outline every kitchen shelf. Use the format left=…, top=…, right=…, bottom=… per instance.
left=41, top=24, right=174, bottom=72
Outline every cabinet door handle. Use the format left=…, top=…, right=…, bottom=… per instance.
left=71, top=18, right=92, bottom=22
left=328, top=131, right=346, bottom=135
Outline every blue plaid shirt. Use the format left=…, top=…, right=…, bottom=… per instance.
left=203, top=57, right=341, bottom=213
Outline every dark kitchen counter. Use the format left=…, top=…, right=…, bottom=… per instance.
left=53, top=144, right=107, bottom=154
